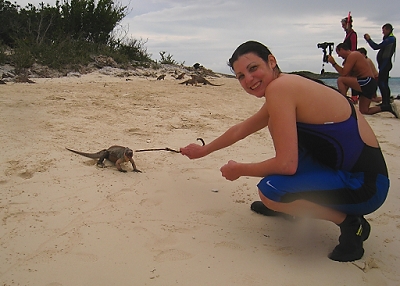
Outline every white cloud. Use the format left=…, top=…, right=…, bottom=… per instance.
left=121, top=1, right=400, bottom=75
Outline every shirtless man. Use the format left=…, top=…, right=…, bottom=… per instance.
left=328, top=43, right=398, bottom=117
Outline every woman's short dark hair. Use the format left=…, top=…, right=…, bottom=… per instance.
left=228, top=40, right=280, bottom=72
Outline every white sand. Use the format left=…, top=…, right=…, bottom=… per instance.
left=1, top=72, right=399, bottom=285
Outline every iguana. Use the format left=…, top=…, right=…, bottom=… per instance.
left=66, top=146, right=141, bottom=173
left=180, top=75, right=223, bottom=86
left=174, top=72, right=186, bottom=80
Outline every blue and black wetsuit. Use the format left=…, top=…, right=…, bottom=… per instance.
left=258, top=101, right=389, bottom=215
left=366, top=33, right=396, bottom=105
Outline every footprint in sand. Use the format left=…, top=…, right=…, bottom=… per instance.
left=197, top=209, right=226, bottom=218
left=139, top=198, right=162, bottom=207
left=214, top=241, right=245, bottom=251
left=154, top=249, right=193, bottom=262
left=7, top=159, right=54, bottom=179
left=74, top=252, right=99, bottom=262
left=18, top=170, right=34, bottom=179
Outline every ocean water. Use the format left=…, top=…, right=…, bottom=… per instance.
left=321, top=77, right=400, bottom=97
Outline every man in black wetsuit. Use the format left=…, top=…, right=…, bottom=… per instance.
left=364, top=23, right=397, bottom=108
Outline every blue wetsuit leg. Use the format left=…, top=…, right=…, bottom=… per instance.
left=257, top=150, right=389, bottom=215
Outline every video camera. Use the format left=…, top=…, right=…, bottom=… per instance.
left=317, top=42, right=334, bottom=63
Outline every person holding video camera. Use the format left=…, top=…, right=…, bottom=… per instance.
left=327, top=43, right=398, bottom=118
left=364, top=23, right=397, bottom=108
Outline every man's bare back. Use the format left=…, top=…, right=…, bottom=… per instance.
left=341, top=51, right=374, bottom=78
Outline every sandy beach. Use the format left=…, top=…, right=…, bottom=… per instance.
left=1, top=71, right=399, bottom=285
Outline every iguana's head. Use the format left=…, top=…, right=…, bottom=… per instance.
left=125, top=148, right=134, bottom=158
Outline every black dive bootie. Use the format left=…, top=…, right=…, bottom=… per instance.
left=381, top=103, right=399, bottom=118
left=250, top=201, right=280, bottom=216
left=250, top=201, right=295, bottom=221
left=329, top=215, right=371, bottom=262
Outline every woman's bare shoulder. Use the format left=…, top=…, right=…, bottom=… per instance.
left=267, top=74, right=330, bottom=98
left=268, top=74, right=350, bottom=123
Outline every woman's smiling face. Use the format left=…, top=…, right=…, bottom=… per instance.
left=232, top=52, right=276, bottom=98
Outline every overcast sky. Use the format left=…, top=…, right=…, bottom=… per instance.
left=17, top=0, right=400, bottom=76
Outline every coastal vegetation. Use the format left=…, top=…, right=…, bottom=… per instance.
left=0, top=0, right=159, bottom=73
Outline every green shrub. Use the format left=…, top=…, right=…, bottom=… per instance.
left=0, top=44, right=6, bottom=64
left=114, top=38, right=152, bottom=62
left=159, top=51, right=178, bottom=65
left=0, top=0, right=156, bottom=72
left=11, top=40, right=35, bottom=72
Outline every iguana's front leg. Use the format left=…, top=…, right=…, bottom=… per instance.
left=115, top=158, right=127, bottom=172
left=130, top=158, right=141, bottom=173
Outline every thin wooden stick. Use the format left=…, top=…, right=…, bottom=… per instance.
left=134, top=138, right=205, bottom=154
left=135, top=147, right=180, bottom=153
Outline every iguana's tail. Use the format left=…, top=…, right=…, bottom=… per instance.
left=66, top=148, right=102, bottom=159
